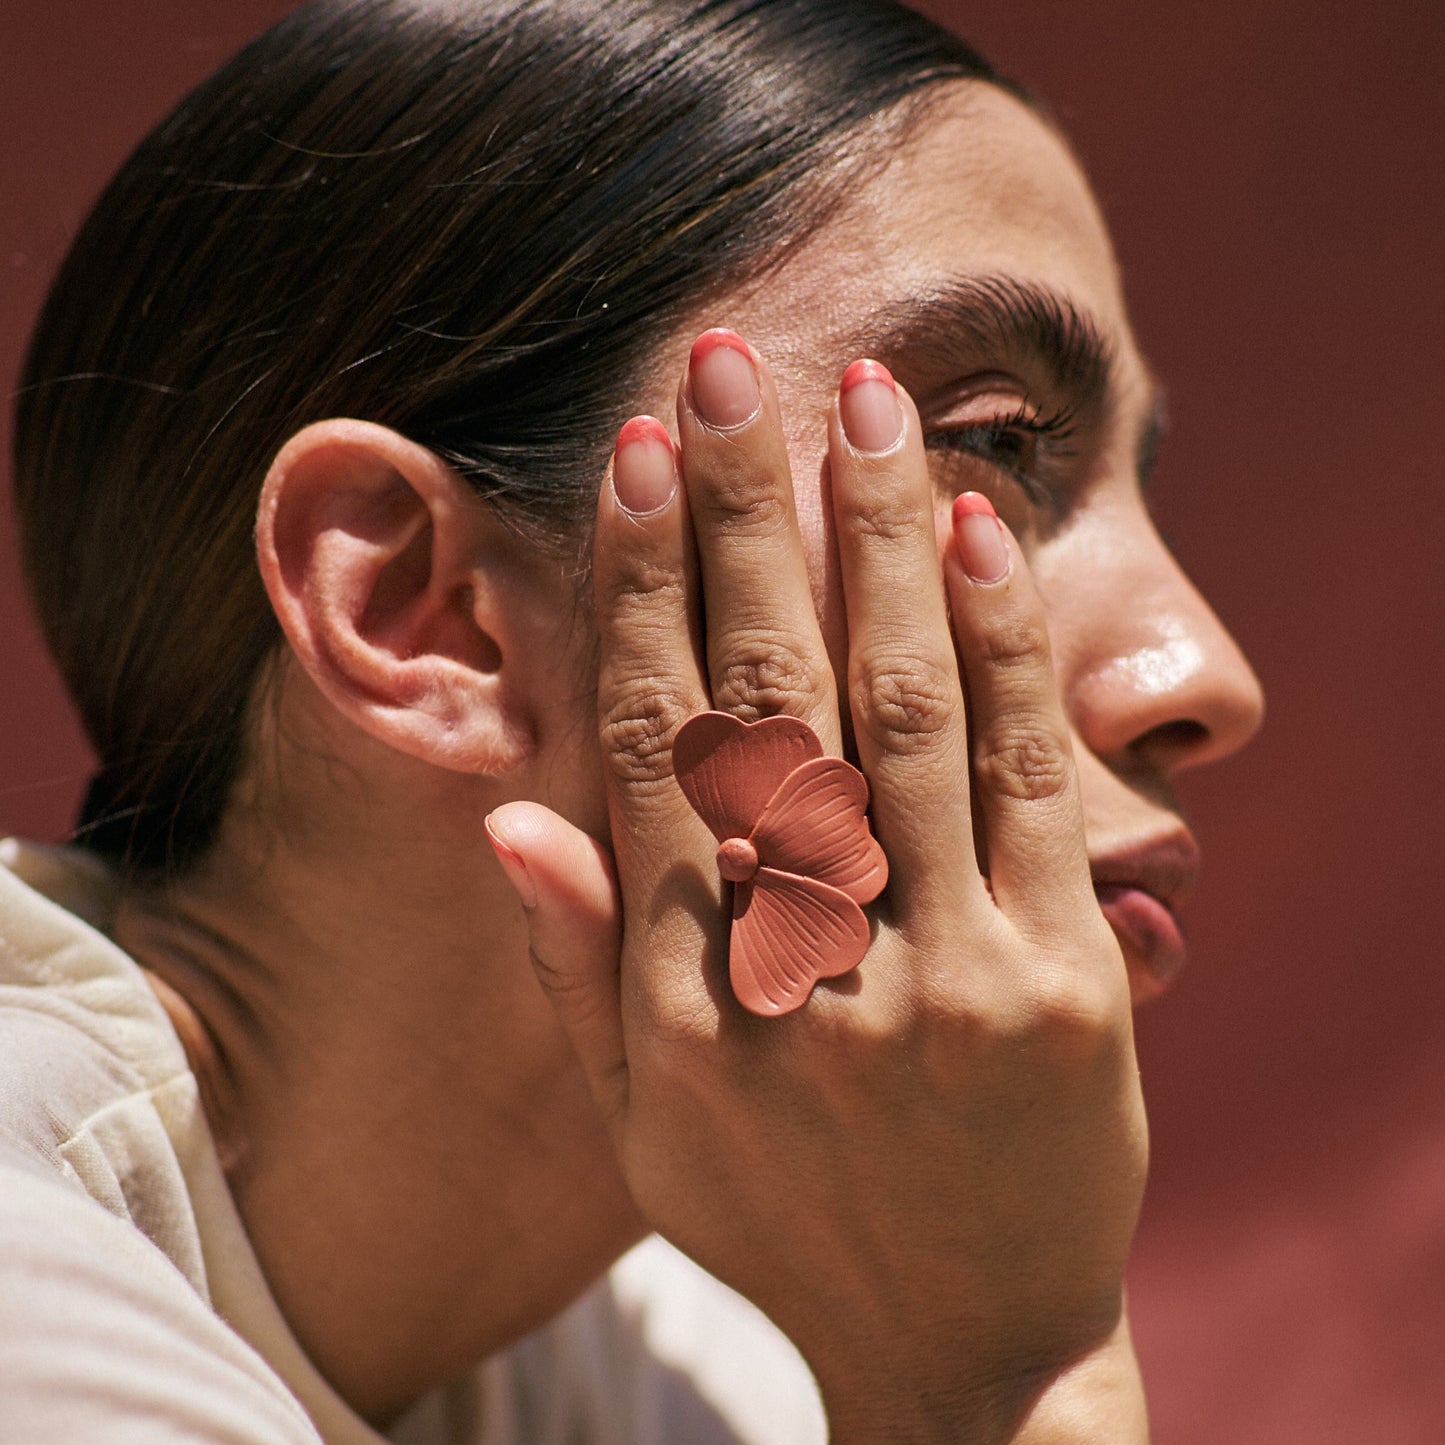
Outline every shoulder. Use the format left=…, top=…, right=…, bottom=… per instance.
left=0, top=1137, right=324, bottom=1442
left=0, top=843, right=327, bottom=1442
left=0, top=843, right=200, bottom=1267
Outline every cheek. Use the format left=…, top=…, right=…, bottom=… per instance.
left=519, top=612, right=614, bottom=836
left=554, top=722, right=612, bottom=839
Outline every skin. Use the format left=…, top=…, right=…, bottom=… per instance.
left=115, top=82, right=1262, bottom=1438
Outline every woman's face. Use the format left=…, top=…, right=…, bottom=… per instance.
left=551, top=82, right=1263, bottom=1002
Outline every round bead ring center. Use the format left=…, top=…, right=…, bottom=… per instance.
left=716, top=836, right=760, bottom=883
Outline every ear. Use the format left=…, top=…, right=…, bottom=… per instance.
left=256, top=418, right=532, bottom=774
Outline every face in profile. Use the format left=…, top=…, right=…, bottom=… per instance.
left=556, top=82, right=1264, bottom=1002
left=0, top=15, right=1272, bottom=1432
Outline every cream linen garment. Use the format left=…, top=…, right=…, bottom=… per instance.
left=0, top=840, right=826, bottom=1444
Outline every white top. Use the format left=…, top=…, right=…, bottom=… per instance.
left=0, top=840, right=826, bottom=1444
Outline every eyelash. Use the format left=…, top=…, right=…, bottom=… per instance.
left=923, top=401, right=1080, bottom=508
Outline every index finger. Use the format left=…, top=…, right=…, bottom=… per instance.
left=677, top=330, right=843, bottom=757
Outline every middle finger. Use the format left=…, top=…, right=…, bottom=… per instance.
left=677, top=329, right=843, bottom=755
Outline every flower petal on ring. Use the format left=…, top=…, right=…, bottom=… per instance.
left=750, top=757, right=888, bottom=904
left=674, top=712, right=822, bottom=842
left=729, top=868, right=871, bottom=1016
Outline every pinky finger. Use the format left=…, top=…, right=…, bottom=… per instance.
left=943, top=494, right=1094, bottom=930
left=485, top=802, right=628, bottom=1127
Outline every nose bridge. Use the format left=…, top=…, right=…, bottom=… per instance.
left=1058, top=507, right=1265, bottom=773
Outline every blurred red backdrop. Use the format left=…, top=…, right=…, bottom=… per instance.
left=3, top=2, right=1441, bottom=1439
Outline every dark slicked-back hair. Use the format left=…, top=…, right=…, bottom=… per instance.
left=14, top=0, right=1010, bottom=879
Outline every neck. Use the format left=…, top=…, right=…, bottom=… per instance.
left=115, top=735, right=641, bottom=1426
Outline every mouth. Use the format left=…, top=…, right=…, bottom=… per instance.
left=1089, top=830, right=1201, bottom=1001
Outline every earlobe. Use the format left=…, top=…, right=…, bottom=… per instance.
left=255, top=418, right=530, bottom=774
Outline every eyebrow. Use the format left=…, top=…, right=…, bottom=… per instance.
left=841, top=273, right=1116, bottom=418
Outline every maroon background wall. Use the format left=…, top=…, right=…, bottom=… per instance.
left=3, top=2, right=1441, bottom=1440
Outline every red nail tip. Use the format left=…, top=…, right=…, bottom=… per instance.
left=673, top=711, right=889, bottom=1018
left=840, top=358, right=895, bottom=393
left=484, top=816, right=521, bottom=866
left=616, top=415, right=671, bottom=452
left=689, top=328, right=752, bottom=371
left=952, top=491, right=997, bottom=522
left=484, top=816, right=538, bottom=910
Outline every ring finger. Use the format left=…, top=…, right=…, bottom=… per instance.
left=827, top=360, right=981, bottom=919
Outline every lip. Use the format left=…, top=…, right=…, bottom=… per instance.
left=1089, top=830, right=1201, bottom=999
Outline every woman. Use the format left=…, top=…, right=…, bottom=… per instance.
left=1, top=0, right=1263, bottom=1439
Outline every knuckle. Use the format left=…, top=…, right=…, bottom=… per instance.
left=835, top=489, right=924, bottom=546
left=912, top=936, right=1010, bottom=1028
left=975, top=610, right=1053, bottom=673
left=851, top=651, right=958, bottom=753
left=712, top=634, right=825, bottom=720
left=600, top=548, right=686, bottom=613
left=598, top=680, right=693, bottom=788
left=526, top=944, right=572, bottom=999
left=1025, top=964, right=1123, bottom=1049
left=695, top=463, right=789, bottom=536
left=973, top=719, right=1073, bottom=802
left=527, top=947, right=613, bottom=1035
left=635, top=985, right=718, bottom=1059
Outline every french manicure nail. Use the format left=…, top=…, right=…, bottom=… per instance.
left=612, top=416, right=677, bottom=515
left=839, top=358, right=902, bottom=452
left=689, top=329, right=760, bottom=428
left=952, top=492, right=1011, bottom=584
left=484, top=815, right=538, bottom=910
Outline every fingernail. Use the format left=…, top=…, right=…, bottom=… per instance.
left=484, top=814, right=538, bottom=910
left=839, top=359, right=902, bottom=452
left=952, top=492, right=1011, bottom=584
left=689, top=329, right=760, bottom=428
left=612, top=416, right=677, bottom=515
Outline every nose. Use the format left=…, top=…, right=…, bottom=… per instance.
left=1054, top=503, right=1265, bottom=778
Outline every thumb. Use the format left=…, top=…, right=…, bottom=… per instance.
left=484, top=802, right=628, bottom=1126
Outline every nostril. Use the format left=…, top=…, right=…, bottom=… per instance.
left=1147, top=719, right=1209, bottom=751
left=1133, top=718, right=1211, bottom=766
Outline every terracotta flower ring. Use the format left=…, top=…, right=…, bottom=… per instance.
left=673, top=711, right=889, bottom=1016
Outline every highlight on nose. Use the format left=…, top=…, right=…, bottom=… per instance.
left=1092, top=613, right=1265, bottom=772
left=1110, top=636, right=1209, bottom=697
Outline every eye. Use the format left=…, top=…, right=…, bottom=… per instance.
left=931, top=414, right=1039, bottom=482
left=923, top=395, right=1080, bottom=516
